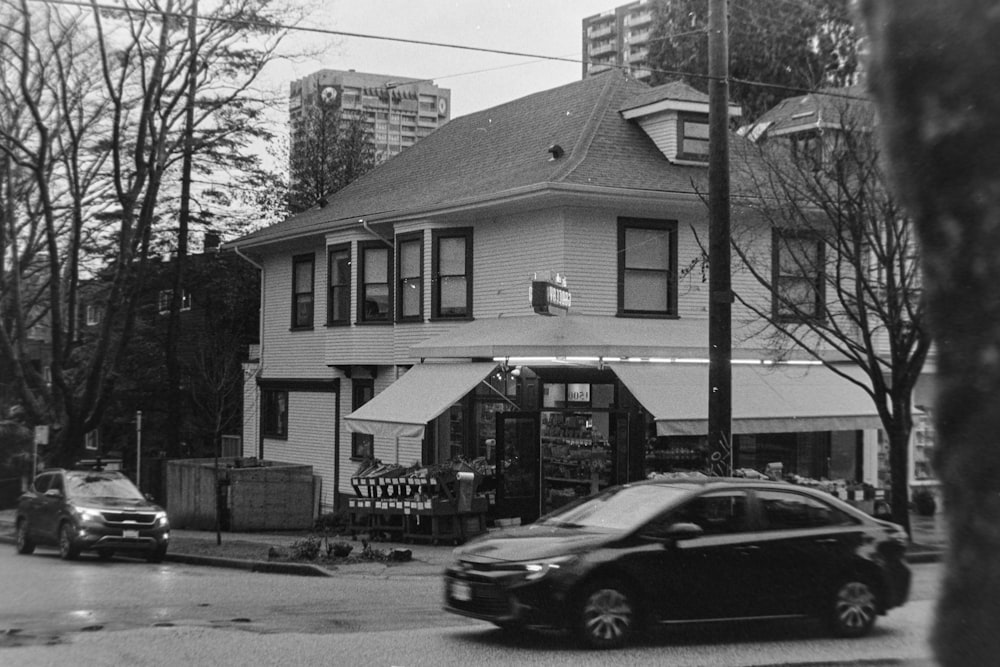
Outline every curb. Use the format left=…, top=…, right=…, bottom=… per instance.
left=0, top=529, right=946, bottom=571
left=164, top=552, right=331, bottom=576
left=0, top=532, right=330, bottom=576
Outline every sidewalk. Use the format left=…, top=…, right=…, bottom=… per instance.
left=0, top=508, right=947, bottom=574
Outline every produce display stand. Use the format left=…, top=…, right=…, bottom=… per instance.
left=348, top=460, right=490, bottom=545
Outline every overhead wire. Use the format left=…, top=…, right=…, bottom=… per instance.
left=28, top=0, right=868, bottom=102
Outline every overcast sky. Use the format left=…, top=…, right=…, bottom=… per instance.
left=263, top=0, right=626, bottom=118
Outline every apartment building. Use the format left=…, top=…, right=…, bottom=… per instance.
left=581, top=0, right=663, bottom=81
left=289, top=69, right=452, bottom=165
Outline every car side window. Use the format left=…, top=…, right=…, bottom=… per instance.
left=33, top=473, right=52, bottom=494
left=756, top=490, right=858, bottom=530
left=655, top=492, right=749, bottom=535
left=49, top=475, right=64, bottom=495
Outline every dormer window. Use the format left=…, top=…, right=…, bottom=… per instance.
left=679, top=113, right=710, bottom=161
left=619, top=81, right=740, bottom=166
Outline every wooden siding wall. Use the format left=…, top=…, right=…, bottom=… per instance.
left=241, top=361, right=260, bottom=459
left=637, top=110, right=679, bottom=160
left=261, top=249, right=328, bottom=378
left=261, top=390, right=337, bottom=506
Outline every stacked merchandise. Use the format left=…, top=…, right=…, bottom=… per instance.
left=348, top=458, right=490, bottom=544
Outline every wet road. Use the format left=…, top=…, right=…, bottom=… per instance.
left=0, top=548, right=942, bottom=665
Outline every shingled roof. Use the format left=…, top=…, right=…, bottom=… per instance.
left=747, top=85, right=875, bottom=139
left=233, top=71, right=742, bottom=249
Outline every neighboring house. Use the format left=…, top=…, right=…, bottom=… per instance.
left=746, top=85, right=939, bottom=501
left=231, top=72, right=885, bottom=522
left=80, top=234, right=259, bottom=463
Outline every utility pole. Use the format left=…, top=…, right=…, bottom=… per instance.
left=168, top=0, right=198, bottom=457
left=707, top=0, right=732, bottom=476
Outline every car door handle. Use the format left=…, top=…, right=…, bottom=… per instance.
left=814, top=538, right=839, bottom=544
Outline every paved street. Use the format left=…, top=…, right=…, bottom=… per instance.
left=0, top=540, right=942, bottom=666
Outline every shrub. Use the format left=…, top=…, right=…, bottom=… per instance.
left=289, top=535, right=322, bottom=560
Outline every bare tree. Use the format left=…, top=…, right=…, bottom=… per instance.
left=861, top=0, right=1000, bottom=663
left=731, top=96, right=931, bottom=535
left=0, top=0, right=291, bottom=465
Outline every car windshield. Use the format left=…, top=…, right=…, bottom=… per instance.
left=536, top=484, right=693, bottom=531
left=65, top=472, right=145, bottom=501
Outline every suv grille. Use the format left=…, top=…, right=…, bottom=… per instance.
left=101, top=511, right=157, bottom=526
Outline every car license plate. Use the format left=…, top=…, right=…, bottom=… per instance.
left=123, top=529, right=139, bottom=539
left=451, top=580, right=472, bottom=602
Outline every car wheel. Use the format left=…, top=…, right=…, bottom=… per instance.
left=97, top=549, right=115, bottom=561
left=829, top=576, right=878, bottom=638
left=58, top=522, right=81, bottom=560
left=574, top=578, right=638, bottom=649
left=146, top=544, right=167, bottom=563
left=15, top=519, right=35, bottom=555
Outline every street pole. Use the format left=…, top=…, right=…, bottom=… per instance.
left=136, top=410, right=143, bottom=489
left=707, top=0, right=732, bottom=476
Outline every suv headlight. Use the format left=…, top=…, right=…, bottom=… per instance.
left=73, top=507, right=103, bottom=523
left=154, top=511, right=169, bottom=528
left=521, top=555, right=578, bottom=581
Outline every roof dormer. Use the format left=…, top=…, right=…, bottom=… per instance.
left=619, top=81, right=741, bottom=165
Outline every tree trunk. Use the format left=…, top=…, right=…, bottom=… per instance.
left=861, top=1, right=1000, bottom=663
left=886, top=418, right=911, bottom=537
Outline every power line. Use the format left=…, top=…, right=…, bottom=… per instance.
left=28, top=0, right=868, bottom=103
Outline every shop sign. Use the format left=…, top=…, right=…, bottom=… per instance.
left=530, top=271, right=571, bottom=316
left=567, top=384, right=590, bottom=403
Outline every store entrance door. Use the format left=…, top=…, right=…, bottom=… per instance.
left=497, top=412, right=541, bottom=523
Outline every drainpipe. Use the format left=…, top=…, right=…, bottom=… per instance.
left=361, top=218, right=394, bottom=249
left=232, top=244, right=265, bottom=458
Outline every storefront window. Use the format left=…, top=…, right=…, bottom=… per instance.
left=912, top=411, right=936, bottom=481
left=541, top=411, right=614, bottom=514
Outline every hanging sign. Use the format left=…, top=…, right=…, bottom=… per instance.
left=530, top=271, right=571, bottom=316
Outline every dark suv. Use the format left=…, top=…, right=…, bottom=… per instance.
left=444, top=478, right=911, bottom=649
left=15, top=468, right=170, bottom=562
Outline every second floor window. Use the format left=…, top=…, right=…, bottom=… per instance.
left=328, top=245, right=351, bottom=325
left=397, top=233, right=423, bottom=321
left=618, top=218, right=678, bottom=317
left=432, top=228, right=472, bottom=318
left=359, top=241, right=392, bottom=322
left=773, top=229, right=825, bottom=321
left=86, top=304, right=102, bottom=326
left=679, top=114, right=710, bottom=161
left=292, top=254, right=314, bottom=328
left=158, top=289, right=192, bottom=315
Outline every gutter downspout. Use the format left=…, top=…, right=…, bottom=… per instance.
left=361, top=218, right=394, bottom=249
left=232, top=244, right=265, bottom=458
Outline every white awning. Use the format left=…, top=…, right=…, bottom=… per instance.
left=344, top=362, right=498, bottom=439
left=610, top=362, right=882, bottom=436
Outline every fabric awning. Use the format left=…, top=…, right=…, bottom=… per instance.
left=344, top=362, right=498, bottom=439
left=610, top=362, right=882, bottom=436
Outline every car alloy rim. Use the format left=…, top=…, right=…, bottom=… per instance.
left=17, top=524, right=27, bottom=548
left=835, top=581, right=876, bottom=629
left=60, top=527, right=72, bottom=556
left=583, top=588, right=632, bottom=642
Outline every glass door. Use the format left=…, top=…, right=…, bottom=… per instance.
left=540, top=411, right=623, bottom=515
left=496, top=412, right=541, bottom=523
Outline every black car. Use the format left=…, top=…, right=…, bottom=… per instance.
left=444, top=478, right=910, bottom=649
left=15, top=468, right=170, bottom=562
